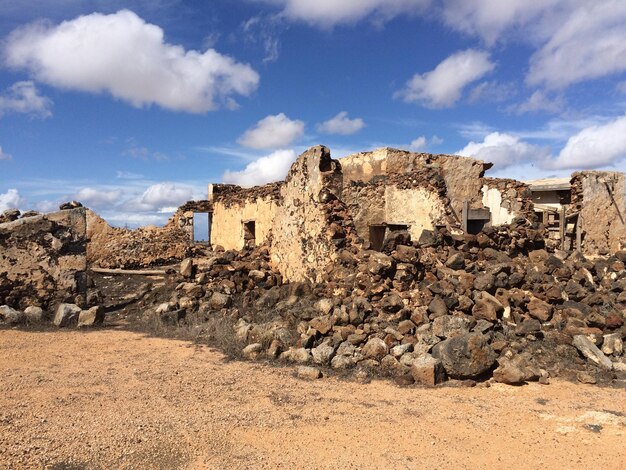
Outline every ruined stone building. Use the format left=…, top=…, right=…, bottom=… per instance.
left=177, top=146, right=533, bottom=283
left=178, top=146, right=626, bottom=283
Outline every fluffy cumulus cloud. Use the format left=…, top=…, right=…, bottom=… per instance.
left=222, top=149, right=297, bottom=187
left=317, top=111, right=365, bottom=135
left=547, top=114, right=626, bottom=169
left=74, top=187, right=122, bottom=209
left=0, top=189, right=24, bottom=211
left=3, top=10, right=259, bottom=113
left=396, top=49, right=495, bottom=108
left=456, top=132, right=549, bottom=169
left=527, top=1, right=626, bottom=89
left=408, top=135, right=443, bottom=151
left=0, top=146, right=11, bottom=161
left=260, top=0, right=430, bottom=27
left=237, top=113, right=304, bottom=149
left=0, top=81, right=52, bottom=118
left=136, top=182, right=198, bottom=211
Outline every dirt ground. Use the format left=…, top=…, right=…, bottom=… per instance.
left=0, top=327, right=624, bottom=470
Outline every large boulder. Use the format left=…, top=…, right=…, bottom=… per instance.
left=77, top=306, right=105, bottom=327
left=361, top=337, right=389, bottom=360
left=431, top=333, right=496, bottom=379
left=0, top=305, right=25, bottom=325
left=410, top=354, right=447, bottom=386
left=53, top=303, right=82, bottom=327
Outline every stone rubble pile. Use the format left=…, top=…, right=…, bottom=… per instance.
left=86, top=210, right=192, bottom=269
left=144, top=217, right=625, bottom=386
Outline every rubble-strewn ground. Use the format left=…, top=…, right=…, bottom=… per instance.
left=1, top=327, right=624, bottom=470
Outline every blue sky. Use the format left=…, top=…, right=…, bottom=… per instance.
left=1, top=0, right=626, bottom=226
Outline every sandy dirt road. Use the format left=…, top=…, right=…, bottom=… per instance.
left=0, top=327, right=624, bottom=469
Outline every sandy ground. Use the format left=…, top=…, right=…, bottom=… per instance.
left=0, top=327, right=624, bottom=470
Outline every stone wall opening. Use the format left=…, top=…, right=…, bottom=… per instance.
left=243, top=220, right=256, bottom=247
left=193, top=212, right=211, bottom=244
left=369, top=225, right=386, bottom=251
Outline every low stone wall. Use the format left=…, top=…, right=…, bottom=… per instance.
left=0, top=208, right=87, bottom=310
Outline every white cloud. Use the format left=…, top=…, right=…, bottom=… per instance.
left=0, top=189, right=25, bottom=212
left=317, top=111, right=365, bottom=135
left=408, top=135, right=443, bottom=151
left=395, top=49, right=495, bottom=108
left=547, top=114, right=626, bottom=169
left=456, top=132, right=549, bottom=169
left=527, top=1, right=626, bottom=89
left=513, top=90, right=564, bottom=114
left=237, top=113, right=305, bottom=149
left=74, top=187, right=123, bottom=208
left=222, top=149, right=297, bottom=187
left=0, top=81, right=52, bottom=118
left=0, top=146, right=12, bottom=161
left=440, top=0, right=565, bottom=45
left=409, top=136, right=427, bottom=151
left=261, top=0, right=430, bottom=27
left=138, top=182, right=198, bottom=210
left=3, top=10, right=259, bottom=113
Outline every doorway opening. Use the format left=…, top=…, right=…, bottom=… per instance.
left=243, top=220, right=256, bottom=247
left=193, top=212, right=211, bottom=244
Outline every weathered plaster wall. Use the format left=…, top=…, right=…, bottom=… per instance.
left=342, top=167, right=453, bottom=246
left=269, top=146, right=352, bottom=283
left=210, top=196, right=279, bottom=251
left=0, top=208, right=87, bottom=310
left=572, top=171, right=626, bottom=254
left=340, top=148, right=488, bottom=224
left=482, top=178, right=534, bottom=226
left=482, top=187, right=514, bottom=225
left=385, top=186, right=447, bottom=240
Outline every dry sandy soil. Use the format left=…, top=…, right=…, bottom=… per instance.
left=0, top=326, right=624, bottom=470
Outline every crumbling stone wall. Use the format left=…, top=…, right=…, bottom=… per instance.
left=0, top=208, right=87, bottom=310
left=270, top=145, right=355, bottom=283
left=86, top=210, right=191, bottom=268
left=571, top=171, right=626, bottom=254
left=340, top=148, right=489, bottom=224
left=482, top=178, right=534, bottom=226
left=343, top=167, right=454, bottom=247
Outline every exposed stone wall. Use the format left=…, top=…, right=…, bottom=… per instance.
left=482, top=178, right=534, bottom=226
left=0, top=208, right=87, bottom=310
left=270, top=145, right=355, bottom=283
left=343, top=167, right=453, bottom=246
left=86, top=210, right=191, bottom=269
left=340, top=148, right=489, bottom=223
left=571, top=171, right=626, bottom=254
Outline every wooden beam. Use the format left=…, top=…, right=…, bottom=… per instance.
left=462, top=200, right=468, bottom=233
left=559, top=206, right=566, bottom=250
left=576, top=214, right=582, bottom=252
left=91, top=268, right=167, bottom=276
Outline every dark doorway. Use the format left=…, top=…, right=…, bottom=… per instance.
left=369, top=225, right=386, bottom=251
left=193, top=212, right=211, bottom=243
left=467, top=219, right=487, bottom=234
left=243, top=220, right=256, bottom=247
